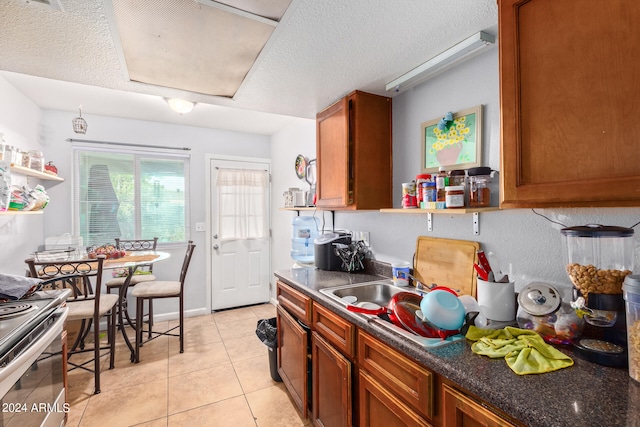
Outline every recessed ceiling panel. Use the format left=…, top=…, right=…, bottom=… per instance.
left=204, top=0, right=291, bottom=21
left=111, top=0, right=282, bottom=97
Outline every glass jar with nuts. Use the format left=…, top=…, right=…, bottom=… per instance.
left=561, top=224, right=634, bottom=300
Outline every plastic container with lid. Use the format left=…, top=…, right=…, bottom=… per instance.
left=28, top=150, right=44, bottom=172
left=467, top=166, right=492, bottom=208
left=623, top=275, right=640, bottom=382
left=20, top=150, right=30, bottom=168
left=291, top=216, right=319, bottom=264
left=421, top=181, right=436, bottom=207
left=517, top=282, right=584, bottom=344
left=445, top=185, right=465, bottom=208
left=415, top=173, right=431, bottom=206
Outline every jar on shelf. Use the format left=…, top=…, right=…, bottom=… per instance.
left=468, top=167, right=493, bottom=208
left=28, top=151, right=44, bottom=172
left=448, top=169, right=466, bottom=187
left=4, top=145, right=16, bottom=165
left=20, top=150, right=30, bottom=168
left=445, top=185, right=465, bottom=208
left=421, top=182, right=436, bottom=207
left=415, top=173, right=431, bottom=207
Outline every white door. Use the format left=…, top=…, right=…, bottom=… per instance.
left=210, top=158, right=271, bottom=310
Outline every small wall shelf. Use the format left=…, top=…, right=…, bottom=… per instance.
left=379, top=207, right=500, bottom=235
left=10, top=164, right=64, bottom=182
left=0, top=210, right=43, bottom=216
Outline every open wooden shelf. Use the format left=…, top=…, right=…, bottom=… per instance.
left=10, top=164, right=64, bottom=182
left=379, top=207, right=499, bottom=214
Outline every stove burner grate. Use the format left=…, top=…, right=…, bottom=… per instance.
left=0, top=303, right=35, bottom=319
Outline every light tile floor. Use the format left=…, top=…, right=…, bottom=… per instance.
left=66, top=303, right=312, bottom=427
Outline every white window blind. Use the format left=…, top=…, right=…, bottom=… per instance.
left=72, top=145, right=190, bottom=246
left=216, top=168, right=268, bottom=241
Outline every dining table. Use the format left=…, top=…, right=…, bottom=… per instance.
left=102, top=250, right=170, bottom=361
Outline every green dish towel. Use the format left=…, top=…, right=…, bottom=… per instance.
left=465, top=326, right=574, bottom=375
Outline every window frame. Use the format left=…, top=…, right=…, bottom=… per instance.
left=71, top=143, right=191, bottom=247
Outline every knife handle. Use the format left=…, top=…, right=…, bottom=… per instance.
left=477, top=250, right=493, bottom=276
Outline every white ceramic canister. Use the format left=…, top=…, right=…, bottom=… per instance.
left=477, top=278, right=516, bottom=321
left=391, top=261, right=411, bottom=287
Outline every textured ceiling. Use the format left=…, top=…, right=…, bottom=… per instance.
left=0, top=0, right=498, bottom=135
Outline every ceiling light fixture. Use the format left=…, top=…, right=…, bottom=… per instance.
left=72, top=106, right=88, bottom=134
left=165, top=98, right=196, bottom=114
left=385, top=31, right=495, bottom=94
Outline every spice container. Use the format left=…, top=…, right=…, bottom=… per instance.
left=28, top=150, right=44, bottom=172
left=401, top=181, right=417, bottom=208
left=468, top=166, right=492, bottom=208
left=415, top=173, right=431, bottom=207
left=445, top=185, right=465, bottom=208
left=435, top=166, right=448, bottom=202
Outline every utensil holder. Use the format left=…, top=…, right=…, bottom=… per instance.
left=477, top=279, right=516, bottom=321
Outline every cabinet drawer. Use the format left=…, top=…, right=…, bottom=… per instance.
left=277, top=280, right=312, bottom=325
left=442, top=383, right=516, bottom=427
left=358, top=370, right=432, bottom=427
left=358, top=330, right=433, bottom=420
left=312, top=303, right=355, bottom=358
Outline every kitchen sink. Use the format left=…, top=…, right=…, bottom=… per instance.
left=321, top=280, right=409, bottom=307
left=320, top=280, right=464, bottom=348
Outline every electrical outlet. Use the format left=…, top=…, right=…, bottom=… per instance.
left=195, top=222, right=205, bottom=232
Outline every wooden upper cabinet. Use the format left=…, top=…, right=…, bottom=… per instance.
left=499, top=0, right=640, bottom=208
left=316, top=90, right=392, bottom=210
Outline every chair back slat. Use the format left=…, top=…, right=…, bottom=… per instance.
left=115, top=238, right=158, bottom=273
left=179, top=241, right=196, bottom=292
left=115, top=237, right=158, bottom=252
left=25, top=256, right=105, bottom=303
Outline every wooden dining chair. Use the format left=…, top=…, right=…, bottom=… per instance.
left=132, top=241, right=196, bottom=363
left=105, top=237, right=158, bottom=333
left=25, top=255, right=119, bottom=394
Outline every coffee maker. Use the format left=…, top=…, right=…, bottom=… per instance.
left=561, top=225, right=634, bottom=367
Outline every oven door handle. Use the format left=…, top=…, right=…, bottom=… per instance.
left=0, top=306, right=68, bottom=399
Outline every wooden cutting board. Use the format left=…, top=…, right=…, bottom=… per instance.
left=412, top=236, right=480, bottom=297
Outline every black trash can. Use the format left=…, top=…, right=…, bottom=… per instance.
left=256, top=317, right=282, bottom=382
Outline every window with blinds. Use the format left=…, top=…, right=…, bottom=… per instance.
left=72, top=145, right=190, bottom=246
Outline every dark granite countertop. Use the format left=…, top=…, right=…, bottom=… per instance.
left=275, top=267, right=640, bottom=427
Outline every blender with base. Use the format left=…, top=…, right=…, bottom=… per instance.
left=561, top=224, right=634, bottom=367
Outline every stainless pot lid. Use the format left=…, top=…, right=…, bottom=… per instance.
left=518, top=282, right=562, bottom=316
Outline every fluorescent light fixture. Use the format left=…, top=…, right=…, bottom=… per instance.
left=385, top=31, right=495, bottom=94
left=165, top=98, right=196, bottom=114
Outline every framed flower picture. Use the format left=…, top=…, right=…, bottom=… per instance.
left=421, top=105, right=483, bottom=173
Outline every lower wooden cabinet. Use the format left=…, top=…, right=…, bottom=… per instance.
left=311, top=332, right=352, bottom=427
left=358, top=370, right=432, bottom=427
left=358, top=330, right=433, bottom=421
left=277, top=305, right=310, bottom=418
left=442, top=384, right=515, bottom=427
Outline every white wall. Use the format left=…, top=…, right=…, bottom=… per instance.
left=0, top=77, right=45, bottom=275
left=270, top=119, right=317, bottom=273
left=270, top=47, right=640, bottom=296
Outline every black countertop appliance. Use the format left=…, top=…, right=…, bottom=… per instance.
left=314, top=232, right=351, bottom=271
